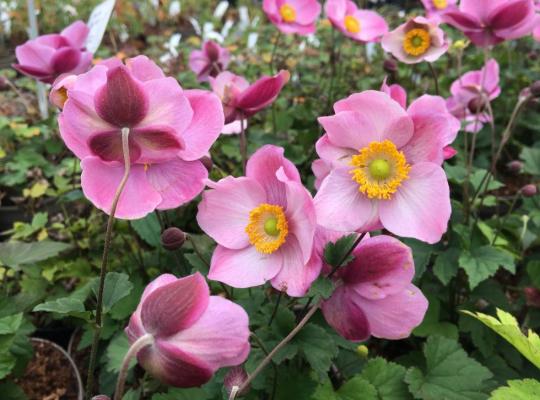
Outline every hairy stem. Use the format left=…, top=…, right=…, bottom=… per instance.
left=428, top=63, right=439, bottom=95
left=114, top=334, right=154, bottom=400
left=85, top=127, right=131, bottom=400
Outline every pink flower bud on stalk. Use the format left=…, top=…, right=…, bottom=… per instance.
left=507, top=160, right=524, bottom=173
left=521, top=184, right=538, bottom=197
left=530, top=81, right=540, bottom=97
left=160, top=227, right=187, bottom=251
left=224, top=366, right=250, bottom=397
left=524, top=287, right=540, bottom=307
left=115, top=273, right=250, bottom=400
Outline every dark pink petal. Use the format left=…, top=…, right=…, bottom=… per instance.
left=95, top=65, right=149, bottom=127
left=343, top=235, right=414, bottom=299
left=235, top=70, right=289, bottom=116
left=131, top=126, right=184, bottom=163
left=146, top=158, right=208, bottom=210
left=204, top=40, right=221, bottom=61
left=443, top=146, right=457, bottom=159
left=88, top=130, right=141, bottom=162
left=141, top=273, right=210, bottom=337
left=80, top=158, right=162, bottom=219
left=60, top=20, right=90, bottom=48
left=246, top=145, right=301, bottom=206
left=12, top=64, right=52, bottom=82
left=322, top=286, right=371, bottom=341
left=488, top=0, right=533, bottom=30
left=442, top=11, right=483, bottom=30
left=139, top=340, right=214, bottom=387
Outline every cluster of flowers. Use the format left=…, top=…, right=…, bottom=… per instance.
left=10, top=0, right=539, bottom=392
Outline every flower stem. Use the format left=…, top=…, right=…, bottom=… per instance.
left=327, top=232, right=367, bottom=279
left=114, top=334, right=154, bottom=400
left=239, top=117, right=248, bottom=173
left=85, top=127, right=131, bottom=400
left=428, top=63, right=439, bottom=95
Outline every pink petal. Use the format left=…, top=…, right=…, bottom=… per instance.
left=380, top=80, right=407, bottom=109
left=208, top=245, right=283, bottom=288
left=354, top=284, right=428, bottom=339
left=15, top=41, right=54, bottom=74
left=141, top=273, right=210, bottom=336
left=343, top=235, right=414, bottom=299
left=351, top=10, right=388, bottom=42
left=315, top=134, right=356, bottom=165
left=246, top=145, right=301, bottom=206
left=95, top=65, right=149, bottom=127
left=50, top=47, right=82, bottom=74
left=333, top=91, right=413, bottom=148
left=442, top=11, right=483, bottom=30
left=314, top=167, right=380, bottom=232
left=289, top=0, right=322, bottom=25
left=312, top=158, right=332, bottom=190
left=460, top=0, right=504, bottom=21
left=488, top=0, right=534, bottom=30
left=126, top=55, right=165, bottom=81
left=166, top=296, right=250, bottom=370
left=321, top=286, right=371, bottom=341
left=318, top=111, right=378, bottom=152
left=235, top=70, right=289, bottom=117
left=131, top=126, right=184, bottom=163
left=88, top=130, right=141, bottom=162
left=178, top=90, right=224, bottom=161
left=61, top=20, right=89, bottom=48
left=197, top=176, right=266, bottom=249
left=379, top=162, right=450, bottom=244
left=145, top=158, right=208, bottom=210
left=80, top=157, right=162, bottom=219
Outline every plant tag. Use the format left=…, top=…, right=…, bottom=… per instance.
left=85, top=0, right=116, bottom=54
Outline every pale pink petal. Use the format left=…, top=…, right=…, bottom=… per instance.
left=379, top=162, right=450, bottom=244
left=60, top=20, right=89, bottom=48
left=315, top=134, right=356, bottom=165
left=126, top=55, right=166, bottom=81
left=318, top=111, right=378, bottom=152
left=197, top=176, right=267, bottom=249
left=208, top=245, right=283, bottom=288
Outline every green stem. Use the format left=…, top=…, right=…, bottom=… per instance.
left=85, top=128, right=131, bottom=400
left=239, top=117, right=247, bottom=174
left=114, top=333, right=154, bottom=400
left=428, top=63, right=439, bottom=95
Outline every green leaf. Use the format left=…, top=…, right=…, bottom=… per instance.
left=307, top=277, right=335, bottom=299
left=459, top=246, right=515, bottom=289
left=338, top=376, right=378, bottom=400
left=131, top=213, right=161, bottom=247
left=33, top=298, right=86, bottom=316
left=520, top=146, right=540, bottom=175
left=0, top=314, right=23, bottom=335
left=0, top=352, right=16, bottom=379
left=360, top=357, right=412, bottom=399
left=526, top=260, right=540, bottom=289
left=324, top=234, right=357, bottom=267
left=295, top=323, right=339, bottom=375
left=0, top=381, right=27, bottom=400
left=462, top=308, right=540, bottom=369
left=405, top=336, right=493, bottom=400
left=433, top=248, right=460, bottom=285
left=0, top=241, right=72, bottom=270
left=490, top=379, right=540, bottom=399
left=152, top=388, right=209, bottom=400
left=402, top=239, right=432, bottom=280
left=93, top=272, right=133, bottom=313
left=275, top=367, right=318, bottom=400
left=105, top=333, right=132, bottom=373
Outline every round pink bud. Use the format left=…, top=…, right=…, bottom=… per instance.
left=530, top=81, right=540, bottom=98
left=91, top=396, right=111, bottom=400
left=161, top=227, right=187, bottom=251
left=521, top=184, right=537, bottom=198
left=506, top=160, right=523, bottom=173
left=224, top=366, right=249, bottom=397
left=524, top=287, right=540, bottom=308
left=383, top=59, right=398, bottom=74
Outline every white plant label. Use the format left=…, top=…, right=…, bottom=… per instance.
left=85, top=0, right=116, bottom=54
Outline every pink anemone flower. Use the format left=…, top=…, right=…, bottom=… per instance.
left=381, top=17, right=449, bottom=64
left=197, top=145, right=318, bottom=297
left=380, top=79, right=460, bottom=160
left=314, top=90, right=453, bottom=244
left=325, top=0, right=388, bottom=42
left=263, top=0, right=321, bottom=35
left=210, top=70, right=289, bottom=125
left=321, top=234, right=428, bottom=341
left=58, top=56, right=224, bottom=219
left=420, top=0, right=458, bottom=22
left=446, top=59, right=501, bottom=133
left=442, top=0, right=536, bottom=47
left=188, top=40, right=230, bottom=82
left=49, top=73, right=78, bottom=108
left=126, top=273, right=250, bottom=387
left=13, top=20, right=92, bottom=84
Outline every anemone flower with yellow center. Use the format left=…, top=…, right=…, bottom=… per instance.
left=314, top=90, right=452, bottom=244
left=263, top=0, right=321, bottom=35
left=344, top=15, right=361, bottom=33
left=197, top=145, right=318, bottom=297
left=279, top=4, right=297, bottom=22
left=432, top=0, right=447, bottom=10
left=381, top=17, right=449, bottom=64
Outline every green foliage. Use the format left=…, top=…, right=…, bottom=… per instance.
left=0, top=241, right=72, bottom=270
left=323, top=234, right=357, bottom=267
left=459, top=246, right=515, bottom=289
left=490, top=379, right=540, bottom=399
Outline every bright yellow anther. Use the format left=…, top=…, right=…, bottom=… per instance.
left=350, top=140, right=411, bottom=200
left=279, top=4, right=296, bottom=23
left=344, top=15, right=360, bottom=34
left=403, top=28, right=431, bottom=56
left=432, top=0, right=447, bottom=9
left=246, top=204, right=288, bottom=254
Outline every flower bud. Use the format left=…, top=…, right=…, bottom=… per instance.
left=0, top=76, right=8, bottom=91
left=506, top=160, right=523, bottom=173
left=521, top=184, right=537, bottom=198
left=91, top=396, right=111, bottom=400
left=524, top=287, right=540, bottom=308
left=383, top=58, right=398, bottom=74
left=530, top=81, right=540, bottom=98
left=160, top=227, right=187, bottom=251
left=200, top=155, right=213, bottom=172
left=468, top=97, right=487, bottom=114
left=356, top=344, right=369, bottom=358
left=224, top=366, right=249, bottom=397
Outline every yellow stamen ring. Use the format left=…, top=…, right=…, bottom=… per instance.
left=350, top=140, right=411, bottom=200
left=403, top=28, right=431, bottom=57
left=344, top=15, right=361, bottom=34
left=246, top=203, right=288, bottom=254
left=279, top=4, right=296, bottom=23
left=432, top=0, right=447, bottom=10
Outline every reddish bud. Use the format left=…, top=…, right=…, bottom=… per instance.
left=530, top=81, right=540, bottom=98
left=0, top=76, right=8, bottom=91
left=200, top=155, right=213, bottom=172
left=383, top=59, right=398, bottom=74
left=91, top=396, right=111, bottom=400
left=524, top=287, right=540, bottom=308
left=224, top=366, right=249, bottom=397
left=160, top=227, right=187, bottom=251
left=521, top=184, right=537, bottom=197
left=506, top=160, right=523, bottom=173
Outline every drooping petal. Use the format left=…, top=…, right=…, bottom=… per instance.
left=442, top=11, right=483, bottom=31
left=353, top=284, right=428, bottom=340
left=208, top=245, right=282, bottom=288
left=314, top=167, right=380, bottom=232
left=88, top=130, right=141, bottom=162
left=166, top=296, right=250, bottom=370
left=321, top=286, right=371, bottom=342
left=146, top=158, right=208, bottom=210
left=131, top=126, right=184, bottom=163
left=178, top=90, right=224, bottom=161
left=141, top=273, right=210, bottom=337
left=197, top=176, right=267, bottom=249
left=235, top=70, right=289, bottom=117
left=379, top=162, right=450, bottom=244
left=80, top=157, right=162, bottom=219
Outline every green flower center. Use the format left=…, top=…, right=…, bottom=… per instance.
left=264, top=217, right=280, bottom=236
left=369, top=159, right=391, bottom=180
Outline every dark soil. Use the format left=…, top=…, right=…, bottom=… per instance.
left=16, top=340, right=80, bottom=400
